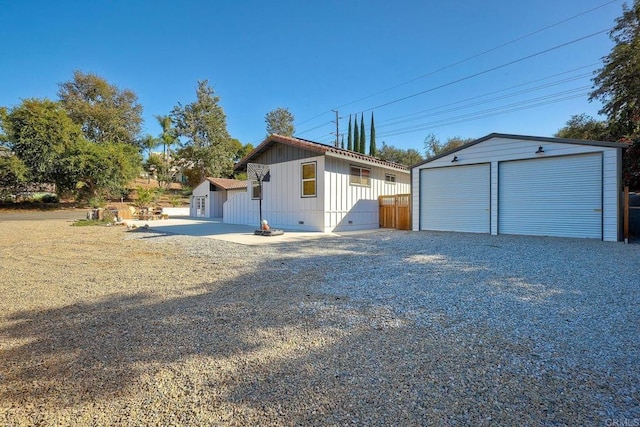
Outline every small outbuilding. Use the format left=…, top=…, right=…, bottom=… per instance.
left=190, top=177, right=247, bottom=218
left=411, top=133, right=628, bottom=241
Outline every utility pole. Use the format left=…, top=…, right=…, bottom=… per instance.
left=331, top=110, right=341, bottom=147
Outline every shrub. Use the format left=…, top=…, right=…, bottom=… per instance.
left=41, top=193, right=59, bottom=203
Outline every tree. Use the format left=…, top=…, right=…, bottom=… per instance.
left=155, top=114, right=176, bottom=162
left=265, top=107, right=295, bottom=136
left=369, top=112, right=377, bottom=156
left=377, top=142, right=424, bottom=166
left=171, top=80, right=234, bottom=184
left=58, top=70, right=143, bottom=146
left=3, top=98, right=82, bottom=184
left=341, top=135, right=345, bottom=149
left=354, top=115, right=360, bottom=153
left=360, top=113, right=366, bottom=154
left=230, top=138, right=254, bottom=163
left=554, top=114, right=614, bottom=141
left=0, top=154, right=28, bottom=200
left=424, top=133, right=473, bottom=158
left=590, top=0, right=640, bottom=137
left=347, top=115, right=353, bottom=151
left=57, top=139, right=141, bottom=200
left=623, top=137, right=640, bottom=188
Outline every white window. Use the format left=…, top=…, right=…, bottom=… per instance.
left=301, top=162, right=316, bottom=197
left=385, top=173, right=396, bottom=184
left=350, top=165, right=371, bottom=186
left=251, top=181, right=261, bottom=200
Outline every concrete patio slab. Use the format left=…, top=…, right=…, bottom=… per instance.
left=126, top=216, right=371, bottom=245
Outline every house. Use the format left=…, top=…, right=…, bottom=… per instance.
left=411, top=133, right=628, bottom=241
left=190, top=177, right=247, bottom=218
left=228, top=134, right=411, bottom=232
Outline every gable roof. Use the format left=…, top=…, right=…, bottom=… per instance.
left=411, top=132, right=630, bottom=168
left=204, top=177, right=247, bottom=190
left=235, top=134, right=409, bottom=172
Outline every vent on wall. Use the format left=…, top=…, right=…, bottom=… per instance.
left=298, top=221, right=304, bottom=225
left=277, top=147, right=284, bottom=158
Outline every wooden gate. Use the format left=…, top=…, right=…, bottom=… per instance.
left=379, top=194, right=411, bottom=230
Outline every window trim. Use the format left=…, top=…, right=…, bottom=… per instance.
left=385, top=173, right=396, bottom=184
left=251, top=180, right=261, bottom=200
left=350, top=165, right=371, bottom=187
left=301, top=161, right=317, bottom=198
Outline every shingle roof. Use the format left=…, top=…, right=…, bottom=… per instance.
left=234, top=134, right=409, bottom=172
left=205, top=177, right=247, bottom=190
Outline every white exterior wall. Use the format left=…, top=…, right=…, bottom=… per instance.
left=190, top=180, right=211, bottom=217
left=324, top=155, right=410, bottom=232
left=411, top=136, right=621, bottom=241
left=224, top=156, right=326, bottom=231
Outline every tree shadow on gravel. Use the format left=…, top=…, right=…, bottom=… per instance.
left=1, top=231, right=638, bottom=424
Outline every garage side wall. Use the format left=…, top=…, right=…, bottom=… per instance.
left=412, top=137, right=620, bottom=241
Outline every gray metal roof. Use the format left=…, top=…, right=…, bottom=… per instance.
left=411, top=133, right=630, bottom=168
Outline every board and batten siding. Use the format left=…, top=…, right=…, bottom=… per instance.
left=252, top=142, right=320, bottom=166
left=411, top=136, right=621, bottom=241
left=324, top=155, right=410, bottom=232
left=224, top=156, right=326, bottom=231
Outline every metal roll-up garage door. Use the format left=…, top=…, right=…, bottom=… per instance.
left=419, top=163, right=490, bottom=233
left=498, top=153, right=602, bottom=239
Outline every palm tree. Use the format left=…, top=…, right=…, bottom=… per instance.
left=154, top=115, right=175, bottom=166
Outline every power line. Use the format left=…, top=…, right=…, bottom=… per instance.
left=351, top=27, right=610, bottom=115
left=336, top=0, right=620, bottom=111
left=377, top=63, right=599, bottom=126
left=377, top=89, right=591, bottom=138
left=293, top=0, right=620, bottom=129
left=380, top=74, right=593, bottom=129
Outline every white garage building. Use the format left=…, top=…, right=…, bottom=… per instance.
left=411, top=133, right=627, bottom=242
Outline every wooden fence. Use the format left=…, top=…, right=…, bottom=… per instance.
left=379, top=194, right=411, bottom=230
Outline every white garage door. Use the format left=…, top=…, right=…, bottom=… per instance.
left=498, top=153, right=602, bottom=239
left=420, top=163, right=490, bottom=233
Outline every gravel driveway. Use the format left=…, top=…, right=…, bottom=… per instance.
left=1, top=212, right=639, bottom=425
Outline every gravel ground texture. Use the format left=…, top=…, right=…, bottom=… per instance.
left=1, top=210, right=639, bottom=426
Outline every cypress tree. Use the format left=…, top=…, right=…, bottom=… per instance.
left=369, top=112, right=377, bottom=156
left=354, top=115, right=360, bottom=153
left=347, top=115, right=353, bottom=151
left=360, top=113, right=366, bottom=154
left=341, top=135, right=345, bottom=149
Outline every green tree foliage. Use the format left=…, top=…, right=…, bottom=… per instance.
left=360, top=113, right=366, bottom=154
left=590, top=0, right=640, bottom=137
left=0, top=154, right=28, bottom=199
left=424, top=133, right=474, bottom=158
left=354, top=116, right=360, bottom=153
left=171, top=80, right=234, bottom=184
left=57, top=139, right=141, bottom=200
left=347, top=115, right=353, bottom=151
left=58, top=70, right=143, bottom=146
left=554, top=114, right=614, bottom=141
left=377, top=142, right=424, bottom=166
left=623, top=137, right=640, bottom=188
left=3, top=98, right=82, bottom=184
left=265, top=107, right=295, bottom=136
left=230, top=138, right=254, bottom=163
left=155, top=114, right=177, bottom=160
left=369, top=112, right=377, bottom=156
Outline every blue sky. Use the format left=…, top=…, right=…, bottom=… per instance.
left=0, top=0, right=624, bottom=153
